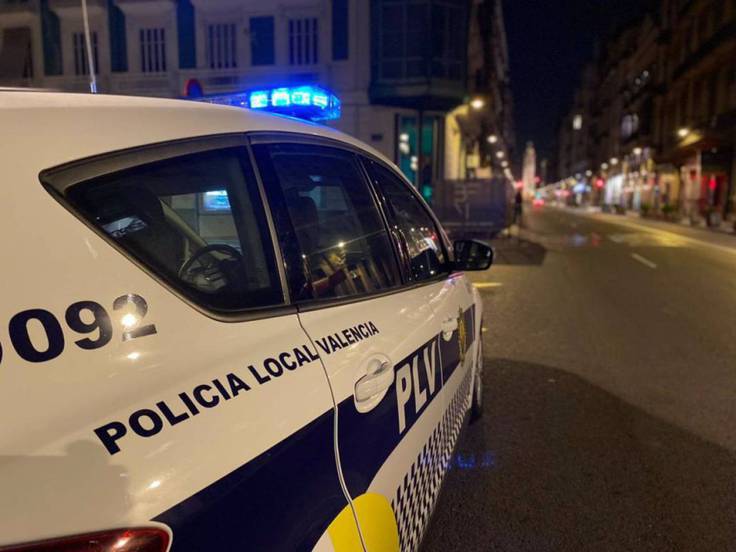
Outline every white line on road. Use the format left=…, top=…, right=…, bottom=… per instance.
left=631, top=253, right=657, bottom=269
left=474, top=282, right=503, bottom=289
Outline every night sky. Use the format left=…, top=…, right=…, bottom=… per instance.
left=503, top=0, right=652, bottom=167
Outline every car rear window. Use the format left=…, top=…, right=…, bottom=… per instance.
left=62, top=146, right=283, bottom=313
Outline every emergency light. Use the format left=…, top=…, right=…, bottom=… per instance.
left=195, top=85, right=341, bottom=122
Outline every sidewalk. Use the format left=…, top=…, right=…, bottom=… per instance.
left=555, top=204, right=736, bottom=252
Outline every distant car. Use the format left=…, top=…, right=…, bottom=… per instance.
left=0, top=90, right=493, bottom=552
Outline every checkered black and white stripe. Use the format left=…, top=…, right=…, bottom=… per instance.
left=391, top=370, right=473, bottom=551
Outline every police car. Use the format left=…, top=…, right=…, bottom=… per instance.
left=0, top=88, right=492, bottom=552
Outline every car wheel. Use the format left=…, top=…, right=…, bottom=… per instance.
left=470, top=337, right=483, bottom=422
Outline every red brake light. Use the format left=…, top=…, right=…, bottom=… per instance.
left=0, top=528, right=170, bottom=552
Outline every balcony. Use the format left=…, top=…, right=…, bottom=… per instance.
left=47, top=0, right=105, bottom=8
left=48, top=0, right=105, bottom=17
left=109, top=72, right=178, bottom=97
left=0, top=0, right=38, bottom=25
left=672, top=21, right=736, bottom=80
left=369, top=0, right=468, bottom=111
left=177, top=66, right=328, bottom=97
left=0, top=76, right=35, bottom=89
left=115, top=0, right=175, bottom=17
left=0, top=0, right=37, bottom=13
left=43, top=74, right=106, bottom=92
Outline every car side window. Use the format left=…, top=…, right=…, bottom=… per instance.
left=63, top=147, right=283, bottom=312
left=253, top=143, right=401, bottom=301
left=363, top=159, right=448, bottom=282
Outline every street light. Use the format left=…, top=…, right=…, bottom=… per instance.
left=677, top=127, right=690, bottom=138
left=601, top=162, right=609, bottom=170
left=633, top=147, right=642, bottom=156
left=470, top=97, right=485, bottom=110
left=487, top=134, right=498, bottom=144
left=610, top=157, right=619, bottom=166
left=501, top=160, right=508, bottom=168
left=496, top=151, right=505, bottom=159
left=585, top=170, right=592, bottom=177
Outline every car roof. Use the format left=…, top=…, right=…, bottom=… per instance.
left=0, top=90, right=391, bottom=177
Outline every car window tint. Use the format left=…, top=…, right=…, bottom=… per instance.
left=254, top=143, right=401, bottom=300
left=364, top=160, right=448, bottom=281
left=66, top=147, right=283, bottom=311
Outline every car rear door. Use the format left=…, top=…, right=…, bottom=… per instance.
left=1, top=136, right=351, bottom=551
left=252, top=136, right=461, bottom=552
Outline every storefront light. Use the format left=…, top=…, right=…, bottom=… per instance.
left=610, top=157, right=619, bottom=166
left=496, top=151, right=505, bottom=159
left=470, top=97, right=485, bottom=110
left=601, top=162, right=609, bottom=170
left=487, top=134, right=498, bottom=144
left=633, top=147, right=642, bottom=156
left=677, top=127, right=690, bottom=138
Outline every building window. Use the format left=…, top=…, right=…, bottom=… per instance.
left=288, top=18, right=318, bottom=65
left=177, top=0, right=196, bottom=69
left=374, top=0, right=466, bottom=82
left=207, top=23, right=237, bottom=69
left=431, top=1, right=464, bottom=79
left=332, top=0, right=348, bottom=60
left=0, top=27, right=33, bottom=79
left=109, top=2, right=128, bottom=72
left=379, top=2, right=426, bottom=79
left=140, top=28, right=166, bottom=72
left=679, top=88, right=689, bottom=125
left=41, top=1, right=62, bottom=76
left=73, top=31, right=98, bottom=76
left=250, top=16, right=274, bottom=66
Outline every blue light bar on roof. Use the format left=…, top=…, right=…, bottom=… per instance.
left=195, top=85, right=341, bottom=122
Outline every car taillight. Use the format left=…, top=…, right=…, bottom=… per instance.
left=0, top=528, right=170, bottom=552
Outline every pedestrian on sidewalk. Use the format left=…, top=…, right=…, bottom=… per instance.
left=514, top=189, right=523, bottom=227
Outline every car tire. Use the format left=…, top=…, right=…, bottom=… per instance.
left=470, top=336, right=483, bottom=423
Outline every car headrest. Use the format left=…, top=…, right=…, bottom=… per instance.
left=94, top=185, right=166, bottom=227
left=290, top=195, right=319, bottom=229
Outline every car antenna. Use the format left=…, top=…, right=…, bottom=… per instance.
left=81, top=0, right=97, bottom=93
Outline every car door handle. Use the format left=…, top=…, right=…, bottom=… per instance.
left=441, top=317, right=458, bottom=341
left=354, top=360, right=394, bottom=405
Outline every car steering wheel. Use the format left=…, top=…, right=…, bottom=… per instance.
left=178, top=243, right=243, bottom=283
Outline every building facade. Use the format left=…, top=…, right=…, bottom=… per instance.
left=442, top=0, right=514, bottom=183
left=554, top=0, right=736, bottom=225
left=0, top=0, right=514, bottom=202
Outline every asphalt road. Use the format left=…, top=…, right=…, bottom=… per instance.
left=422, top=206, right=736, bottom=551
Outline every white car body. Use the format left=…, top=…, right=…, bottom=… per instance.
left=0, top=91, right=485, bottom=552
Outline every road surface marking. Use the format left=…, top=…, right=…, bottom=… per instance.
left=474, top=282, right=503, bottom=289
left=631, top=253, right=657, bottom=269
left=555, top=206, right=736, bottom=257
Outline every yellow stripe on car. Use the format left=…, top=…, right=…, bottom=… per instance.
left=328, top=493, right=400, bottom=552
